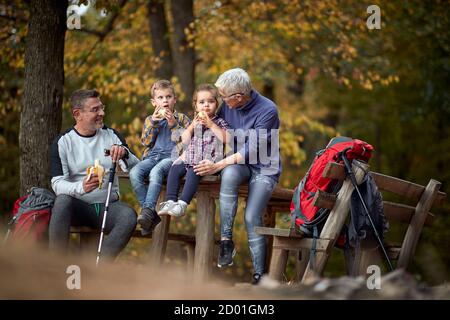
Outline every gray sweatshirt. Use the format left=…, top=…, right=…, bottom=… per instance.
left=50, top=126, right=139, bottom=204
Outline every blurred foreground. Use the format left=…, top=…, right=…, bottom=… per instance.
left=1, top=242, right=449, bottom=300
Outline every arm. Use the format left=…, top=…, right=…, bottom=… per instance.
left=141, top=116, right=160, bottom=150
left=50, top=137, right=97, bottom=195
left=193, top=152, right=244, bottom=176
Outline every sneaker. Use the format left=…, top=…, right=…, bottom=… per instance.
left=167, top=200, right=188, bottom=217
left=217, top=239, right=236, bottom=268
left=157, top=200, right=176, bottom=216
left=251, top=273, right=262, bottom=285
left=137, top=207, right=161, bottom=236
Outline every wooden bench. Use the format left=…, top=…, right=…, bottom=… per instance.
left=70, top=172, right=294, bottom=281
left=255, top=160, right=447, bottom=283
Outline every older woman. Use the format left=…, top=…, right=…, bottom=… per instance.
left=194, top=68, right=281, bottom=284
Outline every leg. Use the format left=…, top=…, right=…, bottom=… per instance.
left=219, top=165, right=251, bottom=240
left=217, top=165, right=251, bottom=267
left=165, top=162, right=187, bottom=202
left=129, top=157, right=158, bottom=207
left=244, top=172, right=277, bottom=275
left=49, top=194, right=98, bottom=253
left=97, top=201, right=137, bottom=258
left=179, top=167, right=202, bottom=204
left=144, top=158, right=173, bottom=209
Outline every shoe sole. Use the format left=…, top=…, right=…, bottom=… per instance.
left=217, top=248, right=236, bottom=268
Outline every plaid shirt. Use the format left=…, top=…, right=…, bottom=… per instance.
left=141, top=110, right=191, bottom=159
left=185, top=116, right=230, bottom=166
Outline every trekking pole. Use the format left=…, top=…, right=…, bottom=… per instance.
left=96, top=159, right=117, bottom=267
left=341, top=151, right=394, bottom=272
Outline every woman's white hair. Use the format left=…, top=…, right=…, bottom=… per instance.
left=214, top=68, right=252, bottom=96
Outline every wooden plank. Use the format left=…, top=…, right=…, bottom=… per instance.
left=71, top=227, right=197, bottom=243
left=313, top=190, right=336, bottom=210
left=322, top=163, right=446, bottom=203
left=194, top=191, right=216, bottom=281
left=397, top=179, right=442, bottom=269
left=383, top=201, right=434, bottom=226
left=323, top=162, right=346, bottom=180
left=255, top=226, right=302, bottom=238
left=272, top=237, right=331, bottom=252
left=302, top=160, right=369, bottom=282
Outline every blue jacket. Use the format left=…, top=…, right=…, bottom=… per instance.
left=217, top=90, right=281, bottom=181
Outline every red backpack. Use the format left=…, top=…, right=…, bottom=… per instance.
left=290, top=137, right=374, bottom=239
left=4, top=187, right=55, bottom=243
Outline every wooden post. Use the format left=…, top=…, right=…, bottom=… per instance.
left=149, top=190, right=170, bottom=267
left=302, top=161, right=368, bottom=282
left=344, top=238, right=383, bottom=276
left=194, top=191, right=216, bottom=281
left=295, top=248, right=310, bottom=281
left=397, top=179, right=441, bottom=269
left=185, top=243, right=195, bottom=274
left=263, top=206, right=276, bottom=272
left=268, top=237, right=289, bottom=281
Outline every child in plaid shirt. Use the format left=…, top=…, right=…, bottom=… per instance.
left=158, top=84, right=230, bottom=217
left=129, top=80, right=190, bottom=235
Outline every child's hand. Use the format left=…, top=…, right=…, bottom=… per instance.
left=151, top=106, right=164, bottom=122
left=198, top=112, right=213, bottom=128
left=164, top=109, right=176, bottom=127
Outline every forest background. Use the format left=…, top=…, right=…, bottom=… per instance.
left=0, top=0, right=448, bottom=284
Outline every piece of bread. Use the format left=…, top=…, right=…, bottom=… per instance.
left=158, top=109, right=166, bottom=117
left=86, top=159, right=105, bottom=188
left=198, top=111, right=207, bottom=120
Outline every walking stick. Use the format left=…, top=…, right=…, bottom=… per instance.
left=96, top=159, right=117, bottom=267
left=341, top=151, right=394, bottom=271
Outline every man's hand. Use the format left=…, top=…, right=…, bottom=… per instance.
left=83, top=173, right=99, bottom=193
left=110, top=144, right=126, bottom=162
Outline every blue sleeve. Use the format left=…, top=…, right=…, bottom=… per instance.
left=237, top=108, right=280, bottom=163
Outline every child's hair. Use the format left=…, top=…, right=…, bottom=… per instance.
left=150, top=79, right=176, bottom=98
left=192, top=84, right=220, bottom=110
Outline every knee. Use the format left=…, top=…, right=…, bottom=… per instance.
left=129, top=165, right=142, bottom=183
left=149, top=167, right=165, bottom=183
left=52, top=194, right=74, bottom=212
left=221, top=166, right=242, bottom=186
left=118, top=206, right=137, bottom=230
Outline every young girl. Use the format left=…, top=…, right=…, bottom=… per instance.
left=158, top=84, right=230, bottom=217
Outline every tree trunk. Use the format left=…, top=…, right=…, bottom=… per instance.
left=170, top=0, right=195, bottom=115
left=147, top=0, right=173, bottom=80
left=20, top=0, right=67, bottom=195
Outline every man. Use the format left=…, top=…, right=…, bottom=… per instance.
left=49, top=89, right=139, bottom=260
left=194, top=68, right=281, bottom=284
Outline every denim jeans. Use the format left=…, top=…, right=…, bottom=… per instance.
left=129, top=155, right=173, bottom=210
left=219, top=164, right=277, bottom=275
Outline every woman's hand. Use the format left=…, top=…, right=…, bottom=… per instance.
left=193, top=159, right=221, bottom=176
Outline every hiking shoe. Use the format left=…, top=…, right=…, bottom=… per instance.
left=252, top=273, right=262, bottom=285
left=167, top=200, right=188, bottom=218
left=157, top=200, right=176, bottom=216
left=217, top=239, right=236, bottom=267
left=137, top=207, right=161, bottom=236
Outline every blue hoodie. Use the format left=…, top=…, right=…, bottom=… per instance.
left=217, top=90, right=282, bottom=181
